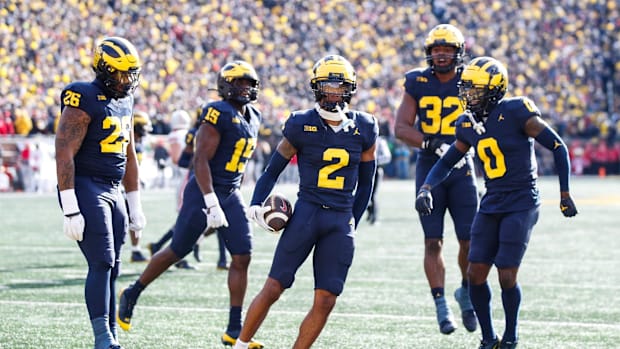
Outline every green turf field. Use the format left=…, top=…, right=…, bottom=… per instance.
left=1, top=176, right=619, bottom=348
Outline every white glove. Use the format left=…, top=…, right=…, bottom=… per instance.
left=202, top=193, right=229, bottom=229
left=246, top=204, right=275, bottom=232
left=435, top=143, right=469, bottom=169
left=126, top=191, right=146, bottom=232
left=60, top=189, right=85, bottom=241
left=434, top=143, right=450, bottom=158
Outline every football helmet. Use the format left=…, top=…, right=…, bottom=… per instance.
left=458, top=56, right=508, bottom=117
left=170, top=109, right=191, bottom=130
left=92, top=36, right=141, bottom=99
left=217, top=60, right=260, bottom=104
left=424, top=24, right=465, bottom=73
left=310, top=54, right=357, bottom=112
left=133, top=111, right=152, bottom=138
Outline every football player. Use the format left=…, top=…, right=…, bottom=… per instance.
left=127, top=110, right=152, bottom=263
left=394, top=24, right=479, bottom=334
left=55, top=36, right=145, bottom=349
left=415, top=56, right=578, bottom=349
left=236, top=55, right=378, bottom=349
left=149, top=113, right=229, bottom=270
left=117, top=61, right=264, bottom=348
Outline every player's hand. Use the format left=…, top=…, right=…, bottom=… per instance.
left=126, top=191, right=147, bottom=232
left=415, top=188, right=433, bottom=216
left=246, top=205, right=275, bottom=232
left=59, top=189, right=85, bottom=241
left=421, top=137, right=444, bottom=154
left=434, top=143, right=450, bottom=158
left=203, top=193, right=229, bottom=229
left=560, top=196, right=578, bottom=217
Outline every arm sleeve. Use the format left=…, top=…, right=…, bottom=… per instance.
left=352, top=160, right=377, bottom=227
left=250, top=151, right=290, bottom=205
left=177, top=151, right=193, bottom=169
left=423, top=145, right=465, bottom=189
left=535, top=127, right=570, bottom=192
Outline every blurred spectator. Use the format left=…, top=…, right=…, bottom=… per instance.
left=0, top=0, right=617, bottom=179
left=153, top=139, right=170, bottom=188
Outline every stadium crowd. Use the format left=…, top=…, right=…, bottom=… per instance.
left=1, top=0, right=619, bottom=192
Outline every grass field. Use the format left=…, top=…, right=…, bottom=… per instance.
left=1, top=176, right=619, bottom=348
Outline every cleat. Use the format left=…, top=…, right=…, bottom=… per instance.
left=435, top=298, right=457, bottom=334
left=479, top=337, right=501, bottom=349
left=221, top=333, right=264, bottom=349
left=454, top=287, right=477, bottom=332
left=193, top=244, right=202, bottom=263
left=147, top=242, right=160, bottom=256
left=500, top=340, right=518, bottom=349
left=130, top=250, right=149, bottom=262
left=174, top=259, right=197, bottom=270
left=117, top=288, right=136, bottom=331
left=439, top=319, right=456, bottom=335
left=109, top=345, right=123, bottom=349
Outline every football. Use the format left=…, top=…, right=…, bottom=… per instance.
left=262, top=193, right=293, bottom=232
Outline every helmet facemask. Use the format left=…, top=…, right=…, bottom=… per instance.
left=313, top=80, right=354, bottom=112
left=426, top=45, right=462, bottom=74
left=97, top=67, right=140, bottom=99
left=224, top=78, right=259, bottom=105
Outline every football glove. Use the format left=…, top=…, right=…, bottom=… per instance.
left=560, top=196, right=578, bottom=217
left=126, top=191, right=147, bottom=233
left=421, top=137, right=445, bottom=154
left=59, top=189, right=85, bottom=241
left=415, top=188, right=433, bottom=216
left=246, top=204, right=275, bottom=232
left=434, top=143, right=469, bottom=169
left=203, top=193, right=229, bottom=229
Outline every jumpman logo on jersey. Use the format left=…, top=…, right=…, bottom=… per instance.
left=353, top=128, right=360, bottom=135
left=553, top=140, right=562, bottom=149
left=498, top=114, right=505, bottom=121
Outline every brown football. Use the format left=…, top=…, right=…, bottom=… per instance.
left=263, top=193, right=293, bottom=232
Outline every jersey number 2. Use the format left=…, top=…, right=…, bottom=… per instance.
left=318, top=148, right=349, bottom=189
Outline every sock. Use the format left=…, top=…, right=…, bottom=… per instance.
left=226, top=306, right=242, bottom=336
left=501, top=283, right=521, bottom=342
left=132, top=246, right=141, bottom=252
left=91, top=316, right=114, bottom=349
left=217, top=231, right=227, bottom=265
left=126, top=280, right=146, bottom=301
left=156, top=229, right=174, bottom=246
left=470, top=281, right=496, bottom=342
left=233, top=339, right=249, bottom=349
left=431, top=287, right=445, bottom=299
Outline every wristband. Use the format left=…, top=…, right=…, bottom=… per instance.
left=60, top=189, right=80, bottom=216
left=203, top=192, right=219, bottom=208
left=126, top=190, right=142, bottom=211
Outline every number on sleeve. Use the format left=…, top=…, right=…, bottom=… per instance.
left=62, top=90, right=82, bottom=108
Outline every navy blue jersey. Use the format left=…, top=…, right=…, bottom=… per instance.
left=283, top=109, right=378, bottom=209
left=403, top=67, right=464, bottom=160
left=199, top=100, right=261, bottom=189
left=456, top=97, right=541, bottom=212
left=61, top=79, right=134, bottom=181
